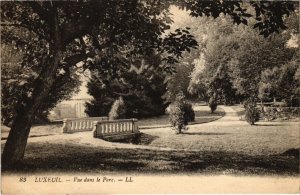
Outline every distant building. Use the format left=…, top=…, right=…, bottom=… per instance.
left=48, top=98, right=91, bottom=120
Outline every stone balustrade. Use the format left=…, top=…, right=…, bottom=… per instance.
left=62, top=117, right=108, bottom=133
left=93, top=119, right=140, bottom=140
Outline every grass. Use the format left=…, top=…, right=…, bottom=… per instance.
left=2, top=142, right=298, bottom=175
left=1, top=124, right=62, bottom=140
left=137, top=122, right=299, bottom=156
left=1, top=105, right=299, bottom=175
left=137, top=106, right=224, bottom=128
left=1, top=105, right=225, bottom=139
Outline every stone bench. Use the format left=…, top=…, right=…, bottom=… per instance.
left=62, top=117, right=108, bottom=133
left=93, top=119, right=140, bottom=141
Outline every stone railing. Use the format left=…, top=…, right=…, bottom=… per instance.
left=93, top=119, right=139, bottom=140
left=62, top=117, right=108, bottom=133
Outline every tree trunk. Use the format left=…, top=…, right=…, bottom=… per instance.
left=2, top=109, right=35, bottom=167
left=2, top=7, right=62, bottom=166
left=2, top=48, right=62, bottom=167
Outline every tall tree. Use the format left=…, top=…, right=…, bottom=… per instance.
left=259, top=50, right=300, bottom=106
left=86, top=54, right=168, bottom=118
left=1, top=44, right=81, bottom=126
left=189, top=10, right=297, bottom=104
left=0, top=1, right=194, bottom=166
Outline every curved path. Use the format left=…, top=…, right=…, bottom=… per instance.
left=198, top=105, right=247, bottom=126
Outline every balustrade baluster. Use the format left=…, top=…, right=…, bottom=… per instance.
left=76, top=121, right=80, bottom=130
left=106, top=124, right=109, bottom=134
left=115, top=123, right=118, bottom=133
left=103, top=124, right=106, bottom=134
left=98, top=124, right=102, bottom=135
left=83, top=121, right=85, bottom=130
left=79, top=121, right=82, bottom=130
left=72, top=121, right=76, bottom=130
left=130, top=122, right=132, bottom=132
left=89, top=120, right=92, bottom=129
left=81, top=121, right=84, bottom=130
left=77, top=121, right=80, bottom=130
left=112, top=123, right=115, bottom=133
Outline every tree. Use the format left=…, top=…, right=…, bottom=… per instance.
left=228, top=27, right=295, bottom=98
left=0, top=1, right=195, bottom=166
left=86, top=55, right=168, bottom=119
left=1, top=44, right=81, bottom=126
left=189, top=11, right=297, bottom=105
left=259, top=50, right=300, bottom=106
left=1, top=0, right=297, bottom=166
left=164, top=48, right=201, bottom=102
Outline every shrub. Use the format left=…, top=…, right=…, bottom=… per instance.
left=208, top=97, right=217, bottom=113
left=244, top=99, right=259, bottom=125
left=183, top=103, right=195, bottom=122
left=108, top=97, right=127, bottom=120
left=169, top=93, right=195, bottom=133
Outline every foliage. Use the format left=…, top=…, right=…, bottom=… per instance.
left=244, top=99, right=260, bottom=125
left=261, top=106, right=300, bottom=121
left=1, top=44, right=81, bottom=126
left=208, top=97, right=218, bottom=114
left=169, top=93, right=186, bottom=134
left=183, top=102, right=195, bottom=122
left=86, top=54, right=168, bottom=118
left=1, top=0, right=297, bottom=165
left=108, top=97, right=127, bottom=120
left=188, top=13, right=297, bottom=104
left=258, top=50, right=300, bottom=106
left=164, top=49, right=200, bottom=102
left=169, top=92, right=195, bottom=133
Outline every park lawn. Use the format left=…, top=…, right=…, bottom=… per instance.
left=138, top=105, right=224, bottom=128
left=1, top=120, right=299, bottom=175
left=1, top=105, right=225, bottom=139
left=139, top=122, right=299, bottom=156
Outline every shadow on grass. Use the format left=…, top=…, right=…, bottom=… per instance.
left=183, top=132, right=230, bottom=136
left=254, top=124, right=289, bottom=127
left=2, top=142, right=299, bottom=176
left=1, top=134, right=56, bottom=140
left=281, top=148, right=299, bottom=159
left=109, top=133, right=159, bottom=145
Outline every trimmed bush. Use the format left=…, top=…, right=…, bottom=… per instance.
left=183, top=103, right=195, bottom=122
left=169, top=93, right=195, bottom=134
left=208, top=97, right=217, bottom=113
left=108, top=97, right=127, bottom=120
left=244, top=99, right=259, bottom=125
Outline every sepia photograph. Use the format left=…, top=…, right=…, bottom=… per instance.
left=1, top=0, right=299, bottom=194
